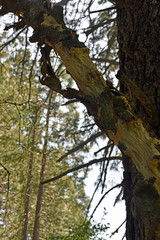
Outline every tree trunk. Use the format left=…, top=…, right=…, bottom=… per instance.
left=117, top=1, right=160, bottom=239
left=22, top=105, right=40, bottom=240
left=121, top=151, right=160, bottom=240
left=22, top=126, right=36, bottom=240
left=32, top=91, right=52, bottom=240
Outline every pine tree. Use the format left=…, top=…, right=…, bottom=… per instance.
left=0, top=27, right=90, bottom=239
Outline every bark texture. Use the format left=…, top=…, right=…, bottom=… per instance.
left=117, top=0, right=160, bottom=129
left=117, top=1, right=160, bottom=239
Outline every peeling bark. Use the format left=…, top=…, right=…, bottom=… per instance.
left=116, top=119, right=160, bottom=194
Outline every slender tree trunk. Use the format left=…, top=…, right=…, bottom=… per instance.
left=117, top=1, right=160, bottom=239
left=22, top=127, right=36, bottom=240
left=32, top=91, right=52, bottom=240
left=22, top=105, right=39, bottom=240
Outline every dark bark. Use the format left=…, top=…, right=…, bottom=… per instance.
left=121, top=151, right=160, bottom=240
left=117, top=0, right=160, bottom=133
left=117, top=1, right=160, bottom=239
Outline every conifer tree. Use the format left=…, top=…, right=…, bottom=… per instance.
left=0, top=26, right=90, bottom=239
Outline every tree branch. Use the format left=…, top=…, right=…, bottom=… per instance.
left=57, top=131, right=104, bottom=162
left=0, top=27, right=27, bottom=50
left=94, top=142, right=114, bottom=156
left=110, top=220, right=126, bottom=238
left=85, top=18, right=116, bottom=36
left=89, top=183, right=122, bottom=220
left=41, top=156, right=123, bottom=184
left=89, top=6, right=116, bottom=14
left=92, top=57, right=119, bottom=65
left=0, top=162, right=10, bottom=201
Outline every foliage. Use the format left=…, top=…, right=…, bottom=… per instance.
left=47, top=220, right=110, bottom=240
left=0, top=28, right=91, bottom=239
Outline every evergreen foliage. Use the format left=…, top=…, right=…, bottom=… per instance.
left=0, top=28, right=90, bottom=239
